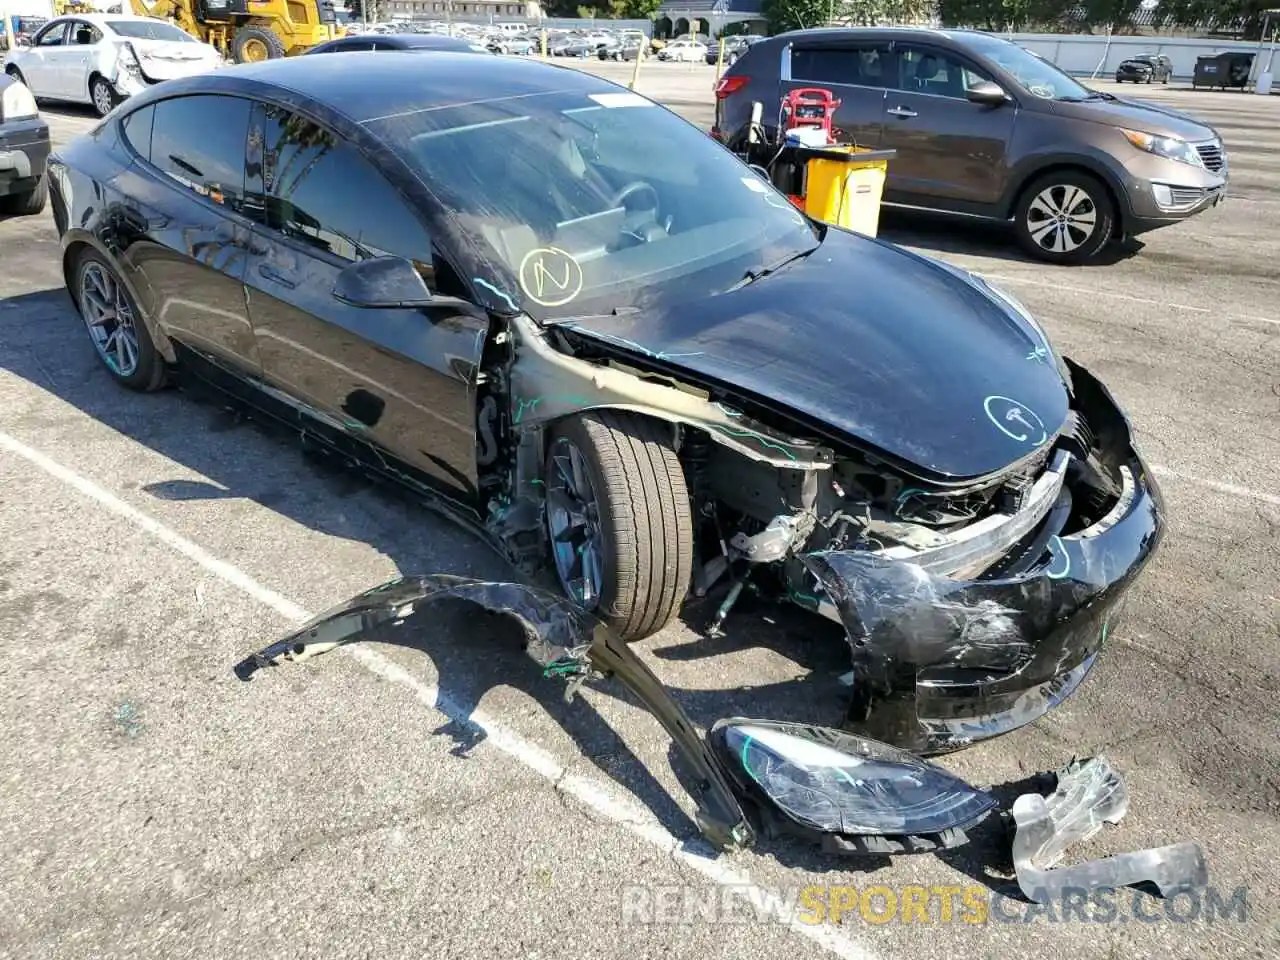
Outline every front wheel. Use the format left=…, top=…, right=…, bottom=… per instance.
left=1014, top=171, right=1115, bottom=265
left=544, top=411, right=693, bottom=642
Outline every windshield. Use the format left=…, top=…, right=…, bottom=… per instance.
left=960, top=33, right=1091, bottom=100
left=368, top=88, right=816, bottom=321
left=108, top=19, right=197, bottom=42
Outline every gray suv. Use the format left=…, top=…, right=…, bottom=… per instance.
left=713, top=28, right=1228, bottom=264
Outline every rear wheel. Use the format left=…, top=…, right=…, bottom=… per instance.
left=73, top=250, right=167, bottom=391
left=544, top=411, right=693, bottom=642
left=90, top=75, right=119, bottom=117
left=1014, top=170, right=1115, bottom=265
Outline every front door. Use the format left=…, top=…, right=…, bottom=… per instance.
left=782, top=39, right=893, bottom=147
left=21, top=20, right=70, bottom=99
left=239, top=102, right=488, bottom=502
left=878, top=43, right=1017, bottom=208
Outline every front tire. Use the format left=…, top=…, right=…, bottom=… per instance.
left=72, top=250, right=167, bottom=390
left=1014, top=171, right=1115, bottom=265
left=544, top=411, right=693, bottom=641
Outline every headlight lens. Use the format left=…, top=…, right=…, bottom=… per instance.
left=711, top=720, right=996, bottom=836
left=1120, top=128, right=1203, bottom=167
left=0, top=79, right=38, bottom=121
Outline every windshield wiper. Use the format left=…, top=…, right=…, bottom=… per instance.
left=1059, top=90, right=1116, bottom=102
left=725, top=243, right=821, bottom=293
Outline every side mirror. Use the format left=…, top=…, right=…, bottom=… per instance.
left=966, top=80, right=1009, bottom=106
left=332, top=256, right=464, bottom=309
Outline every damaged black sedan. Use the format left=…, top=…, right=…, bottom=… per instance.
left=48, top=52, right=1164, bottom=756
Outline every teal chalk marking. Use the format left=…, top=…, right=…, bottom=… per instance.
left=711, top=425, right=799, bottom=462
left=1026, top=346, right=1050, bottom=364
left=473, top=277, right=517, bottom=312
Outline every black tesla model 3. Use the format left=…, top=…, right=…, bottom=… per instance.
left=46, top=53, right=1164, bottom=753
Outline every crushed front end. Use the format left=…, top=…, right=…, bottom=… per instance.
left=763, top=359, right=1164, bottom=753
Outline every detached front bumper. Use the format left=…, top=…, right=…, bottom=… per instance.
left=808, top=360, right=1165, bottom=755
left=0, top=115, right=50, bottom=196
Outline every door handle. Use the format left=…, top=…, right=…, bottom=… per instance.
left=887, top=106, right=918, bottom=118
left=258, top=263, right=297, bottom=289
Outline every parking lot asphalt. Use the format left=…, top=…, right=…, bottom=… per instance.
left=1, top=59, right=1277, bottom=960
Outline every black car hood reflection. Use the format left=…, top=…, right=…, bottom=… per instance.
left=559, top=229, right=1070, bottom=481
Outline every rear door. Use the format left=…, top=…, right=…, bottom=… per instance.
left=113, top=93, right=261, bottom=375
left=239, top=102, right=489, bottom=502
left=878, top=43, right=1017, bottom=208
left=62, top=19, right=102, bottom=103
left=782, top=39, right=892, bottom=147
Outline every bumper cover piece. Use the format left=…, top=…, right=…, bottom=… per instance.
left=1012, top=756, right=1209, bottom=902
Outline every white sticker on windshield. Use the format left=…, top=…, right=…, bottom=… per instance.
left=741, top=176, right=769, bottom=193
left=588, top=92, right=653, bottom=108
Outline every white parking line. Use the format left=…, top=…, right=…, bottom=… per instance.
left=0, top=426, right=876, bottom=960
left=1151, top=465, right=1280, bottom=507
left=981, top=272, right=1280, bottom=327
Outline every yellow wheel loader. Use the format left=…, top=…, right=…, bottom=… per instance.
left=128, top=0, right=343, bottom=63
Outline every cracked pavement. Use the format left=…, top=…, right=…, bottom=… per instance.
left=0, top=60, right=1277, bottom=960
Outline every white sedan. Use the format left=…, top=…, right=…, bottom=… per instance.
left=3, top=14, right=223, bottom=117
left=657, top=38, right=708, bottom=63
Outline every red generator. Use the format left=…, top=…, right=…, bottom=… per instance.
left=779, top=87, right=841, bottom=145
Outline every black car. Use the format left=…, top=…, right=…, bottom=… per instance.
left=1115, top=54, right=1173, bottom=83
left=0, top=72, right=48, bottom=216
left=705, top=33, right=762, bottom=66
left=304, top=32, right=489, bottom=54
left=48, top=52, right=1163, bottom=755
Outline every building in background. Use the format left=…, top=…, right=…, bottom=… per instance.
left=654, top=0, right=763, bottom=39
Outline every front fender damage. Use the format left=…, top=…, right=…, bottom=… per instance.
left=232, top=575, right=1208, bottom=898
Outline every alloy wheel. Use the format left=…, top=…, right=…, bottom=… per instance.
left=92, top=79, right=115, bottom=116
left=79, top=261, right=140, bottom=377
left=1025, top=184, right=1098, bottom=255
left=546, top=437, right=604, bottom=609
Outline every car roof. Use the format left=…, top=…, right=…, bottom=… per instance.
left=172, top=51, right=618, bottom=124
left=55, top=13, right=169, bottom=27
left=318, top=32, right=474, bottom=49
left=767, top=26, right=1023, bottom=46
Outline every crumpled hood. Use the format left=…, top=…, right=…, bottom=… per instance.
left=1051, top=95, right=1217, bottom=141
left=114, top=38, right=222, bottom=79
left=561, top=229, right=1070, bottom=482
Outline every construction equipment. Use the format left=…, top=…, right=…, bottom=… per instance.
left=53, top=1, right=96, bottom=15
left=128, top=0, right=342, bottom=63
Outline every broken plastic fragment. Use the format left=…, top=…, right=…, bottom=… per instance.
left=231, top=574, right=753, bottom=852
left=1011, top=756, right=1209, bottom=903
left=232, top=575, right=592, bottom=681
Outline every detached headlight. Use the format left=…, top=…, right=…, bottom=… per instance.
left=0, top=78, right=38, bottom=121
left=709, top=719, right=995, bottom=838
left=1121, top=128, right=1203, bottom=167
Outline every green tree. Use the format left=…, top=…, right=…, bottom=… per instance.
left=763, top=0, right=835, bottom=32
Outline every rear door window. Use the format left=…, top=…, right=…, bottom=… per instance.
left=790, top=45, right=891, bottom=87
left=146, top=94, right=253, bottom=209
left=894, top=45, right=992, bottom=98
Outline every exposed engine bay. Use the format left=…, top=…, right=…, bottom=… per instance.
left=475, top=312, right=1129, bottom=636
